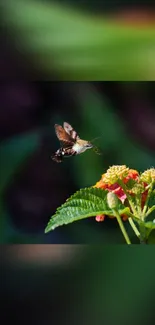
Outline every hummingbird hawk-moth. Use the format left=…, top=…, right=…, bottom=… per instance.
left=51, top=122, right=99, bottom=163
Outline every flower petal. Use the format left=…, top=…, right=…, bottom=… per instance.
left=95, top=214, right=105, bottom=222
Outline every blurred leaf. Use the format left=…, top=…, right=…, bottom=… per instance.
left=72, top=85, right=155, bottom=188
left=2, top=0, right=155, bottom=80
left=147, top=230, right=155, bottom=244
left=144, top=221, right=155, bottom=230
left=0, top=131, right=40, bottom=241
left=148, top=190, right=155, bottom=208
left=138, top=220, right=155, bottom=243
left=45, top=187, right=128, bottom=233
left=0, top=132, right=40, bottom=194
left=71, top=85, right=123, bottom=187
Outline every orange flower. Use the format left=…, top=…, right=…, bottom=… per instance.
left=123, top=169, right=139, bottom=183
left=95, top=178, right=127, bottom=204
left=141, top=187, right=149, bottom=209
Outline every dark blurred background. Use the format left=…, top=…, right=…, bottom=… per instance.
left=0, top=0, right=155, bottom=243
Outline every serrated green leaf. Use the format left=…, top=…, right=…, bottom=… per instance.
left=45, top=187, right=127, bottom=233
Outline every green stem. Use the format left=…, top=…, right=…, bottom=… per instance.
left=113, top=209, right=131, bottom=244
left=118, top=180, right=138, bottom=217
left=136, top=195, right=142, bottom=216
left=145, top=205, right=155, bottom=218
left=139, top=223, right=147, bottom=244
left=128, top=217, right=140, bottom=238
left=142, top=183, right=153, bottom=216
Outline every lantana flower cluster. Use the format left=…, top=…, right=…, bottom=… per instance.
left=94, top=165, right=155, bottom=222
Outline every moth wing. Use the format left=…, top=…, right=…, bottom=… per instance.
left=54, top=124, right=75, bottom=148
left=63, top=122, right=80, bottom=140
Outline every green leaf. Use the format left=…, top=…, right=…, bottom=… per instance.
left=2, top=0, right=155, bottom=80
left=124, top=178, right=137, bottom=190
left=144, top=221, right=155, bottom=230
left=139, top=220, right=155, bottom=240
left=45, top=187, right=128, bottom=233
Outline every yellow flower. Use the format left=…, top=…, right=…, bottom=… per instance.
left=103, top=165, right=129, bottom=184
left=140, top=168, right=155, bottom=184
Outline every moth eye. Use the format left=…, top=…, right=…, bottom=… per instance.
left=86, top=143, right=93, bottom=148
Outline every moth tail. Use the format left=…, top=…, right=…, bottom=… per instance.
left=51, top=153, right=63, bottom=163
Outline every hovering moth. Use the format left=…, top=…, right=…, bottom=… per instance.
left=51, top=122, right=96, bottom=163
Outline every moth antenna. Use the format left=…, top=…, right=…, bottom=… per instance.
left=90, top=136, right=103, bottom=143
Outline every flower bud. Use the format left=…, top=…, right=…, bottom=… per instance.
left=95, top=215, right=105, bottom=222
left=107, top=192, right=118, bottom=209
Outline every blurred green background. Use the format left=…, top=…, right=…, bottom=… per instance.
left=1, top=0, right=155, bottom=80
left=1, top=245, right=155, bottom=325
left=0, top=81, right=155, bottom=243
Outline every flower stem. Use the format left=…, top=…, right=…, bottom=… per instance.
left=139, top=223, right=147, bottom=244
left=113, top=209, right=131, bottom=244
left=128, top=217, right=140, bottom=238
left=145, top=205, right=155, bottom=218
left=118, top=180, right=138, bottom=217
left=142, top=184, right=153, bottom=216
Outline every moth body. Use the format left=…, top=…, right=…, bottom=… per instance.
left=51, top=122, right=94, bottom=163
left=73, top=140, right=93, bottom=154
